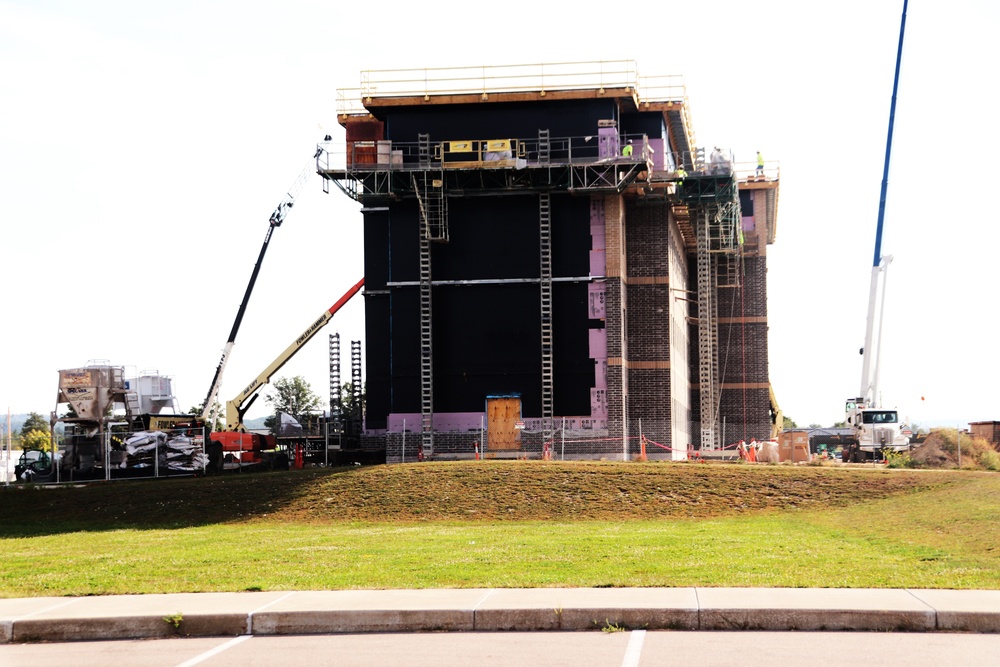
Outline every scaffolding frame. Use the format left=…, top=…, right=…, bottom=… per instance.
left=329, top=332, right=342, bottom=424
left=318, top=134, right=652, bottom=203
left=678, top=170, right=743, bottom=449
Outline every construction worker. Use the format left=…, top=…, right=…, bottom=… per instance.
left=756, top=151, right=765, bottom=176
left=673, top=166, right=687, bottom=196
left=709, top=146, right=725, bottom=174
left=622, top=139, right=633, bottom=157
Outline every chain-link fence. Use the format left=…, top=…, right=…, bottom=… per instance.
left=378, top=419, right=776, bottom=464
left=50, top=424, right=209, bottom=483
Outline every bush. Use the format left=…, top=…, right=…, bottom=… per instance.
left=885, top=451, right=920, bottom=469
left=979, top=449, right=1000, bottom=472
left=21, top=429, right=52, bottom=452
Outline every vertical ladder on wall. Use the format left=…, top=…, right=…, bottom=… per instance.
left=414, top=133, right=446, bottom=456
left=350, top=340, right=363, bottom=423
left=414, top=135, right=448, bottom=241
left=412, top=178, right=448, bottom=242
left=716, top=253, right=742, bottom=289
left=697, top=208, right=718, bottom=450
left=539, top=193, right=554, bottom=443
left=418, top=207, right=435, bottom=457
left=538, top=129, right=551, bottom=164
left=713, top=199, right=743, bottom=288
left=418, top=133, right=431, bottom=168
left=329, top=332, right=342, bottom=424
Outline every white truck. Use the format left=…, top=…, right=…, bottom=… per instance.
left=842, top=398, right=910, bottom=463
left=844, top=3, right=911, bottom=464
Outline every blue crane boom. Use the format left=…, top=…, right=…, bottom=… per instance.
left=859, top=0, right=908, bottom=407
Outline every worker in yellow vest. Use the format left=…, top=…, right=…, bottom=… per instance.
left=622, top=139, right=633, bottom=157
left=756, top=151, right=765, bottom=176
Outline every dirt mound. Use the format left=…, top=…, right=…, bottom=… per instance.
left=910, top=430, right=997, bottom=469
left=910, top=433, right=955, bottom=467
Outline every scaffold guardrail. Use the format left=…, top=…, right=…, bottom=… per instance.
left=336, top=61, right=692, bottom=116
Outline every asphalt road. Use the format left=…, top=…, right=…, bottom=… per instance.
left=3, top=631, right=999, bottom=667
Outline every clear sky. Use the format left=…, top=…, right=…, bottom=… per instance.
left=1, top=0, right=996, bottom=430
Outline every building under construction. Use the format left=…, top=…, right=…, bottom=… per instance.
left=319, top=61, right=780, bottom=462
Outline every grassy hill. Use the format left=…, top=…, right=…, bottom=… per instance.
left=0, top=461, right=962, bottom=529
left=1, top=461, right=997, bottom=596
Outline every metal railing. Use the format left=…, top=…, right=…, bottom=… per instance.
left=318, top=138, right=777, bottom=183
left=318, top=134, right=655, bottom=172
left=337, top=60, right=692, bottom=115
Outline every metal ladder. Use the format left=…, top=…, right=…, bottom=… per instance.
left=413, top=135, right=448, bottom=241
left=413, top=173, right=448, bottom=242
left=418, top=203, right=435, bottom=456
left=539, top=193, right=554, bottom=442
left=124, top=391, right=143, bottom=427
left=110, top=366, right=143, bottom=429
left=418, top=132, right=431, bottom=168
left=696, top=208, right=719, bottom=450
left=414, top=133, right=449, bottom=456
left=329, top=332, right=342, bottom=423
left=351, top=340, right=363, bottom=421
left=712, top=199, right=743, bottom=288
left=538, top=129, right=551, bottom=164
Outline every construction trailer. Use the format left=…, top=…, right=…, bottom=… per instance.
left=319, top=61, right=780, bottom=462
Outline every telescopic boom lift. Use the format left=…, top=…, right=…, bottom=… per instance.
left=223, top=278, right=365, bottom=432
left=200, top=143, right=326, bottom=421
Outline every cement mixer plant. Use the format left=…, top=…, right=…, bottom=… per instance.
left=45, top=365, right=205, bottom=482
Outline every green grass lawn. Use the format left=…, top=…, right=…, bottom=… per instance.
left=1, top=462, right=997, bottom=597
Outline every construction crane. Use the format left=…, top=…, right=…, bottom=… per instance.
left=843, top=0, right=911, bottom=462
left=200, top=141, right=328, bottom=422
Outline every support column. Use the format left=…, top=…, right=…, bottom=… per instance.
left=603, top=195, right=629, bottom=456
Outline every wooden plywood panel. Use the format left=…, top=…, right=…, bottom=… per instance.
left=487, top=397, right=521, bottom=451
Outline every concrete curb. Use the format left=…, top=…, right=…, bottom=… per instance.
left=1, top=588, right=998, bottom=643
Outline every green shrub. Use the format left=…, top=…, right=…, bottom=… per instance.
left=979, top=449, right=1000, bottom=472
left=885, top=451, right=919, bottom=469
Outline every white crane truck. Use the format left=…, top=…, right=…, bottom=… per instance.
left=843, top=1, right=911, bottom=463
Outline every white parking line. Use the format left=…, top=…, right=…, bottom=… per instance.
left=622, top=629, right=646, bottom=667
left=175, top=635, right=252, bottom=667
left=246, top=591, right=296, bottom=634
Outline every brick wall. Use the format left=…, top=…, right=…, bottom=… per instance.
left=604, top=195, right=629, bottom=449
left=685, top=244, right=771, bottom=448
left=623, top=200, right=675, bottom=448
